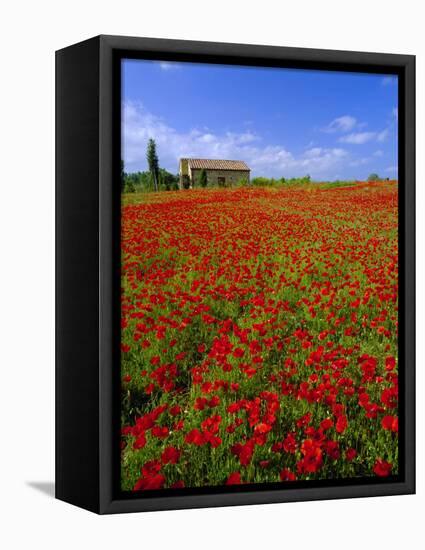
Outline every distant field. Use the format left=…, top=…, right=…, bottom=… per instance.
left=120, top=182, right=399, bottom=491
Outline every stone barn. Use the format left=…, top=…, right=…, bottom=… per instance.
left=179, top=158, right=250, bottom=189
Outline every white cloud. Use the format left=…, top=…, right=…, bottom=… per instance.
left=158, top=61, right=181, bottom=71
left=392, top=107, right=398, bottom=120
left=377, top=128, right=389, bottom=142
left=339, top=131, right=377, bottom=145
left=323, top=115, right=357, bottom=133
left=339, top=128, right=390, bottom=145
left=373, top=150, right=384, bottom=157
left=123, top=101, right=351, bottom=178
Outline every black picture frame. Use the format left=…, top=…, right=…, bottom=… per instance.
left=56, top=35, right=415, bottom=514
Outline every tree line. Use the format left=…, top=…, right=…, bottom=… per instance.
left=121, top=139, right=392, bottom=193
left=122, top=139, right=179, bottom=193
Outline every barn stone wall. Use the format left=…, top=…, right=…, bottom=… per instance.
left=191, top=169, right=250, bottom=187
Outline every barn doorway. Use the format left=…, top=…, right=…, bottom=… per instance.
left=218, top=176, right=226, bottom=186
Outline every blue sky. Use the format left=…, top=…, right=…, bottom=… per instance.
left=122, top=59, right=398, bottom=180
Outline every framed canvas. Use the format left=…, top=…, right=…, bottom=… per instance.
left=56, top=35, right=415, bottom=514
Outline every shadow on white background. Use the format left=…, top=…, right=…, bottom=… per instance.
left=26, top=482, right=55, bottom=499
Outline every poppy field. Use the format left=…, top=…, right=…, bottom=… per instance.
left=120, top=182, right=399, bottom=492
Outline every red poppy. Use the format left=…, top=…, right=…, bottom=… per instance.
left=324, top=440, right=340, bottom=460
left=320, top=418, right=333, bottom=431
left=151, top=426, right=169, bottom=439
left=141, top=460, right=161, bottom=477
left=133, top=474, right=165, bottom=491
left=185, top=428, right=205, bottom=446
left=161, top=446, right=181, bottom=464
left=133, top=433, right=146, bottom=450
left=231, top=440, right=255, bottom=466
left=345, top=448, right=357, bottom=461
left=335, top=415, right=348, bottom=434
left=254, top=423, right=272, bottom=435
left=226, top=472, right=242, bottom=485
left=169, top=405, right=181, bottom=416
left=296, top=412, right=312, bottom=428
left=381, top=415, right=398, bottom=432
left=280, top=468, right=296, bottom=481
left=385, top=356, right=396, bottom=371
left=208, top=395, right=220, bottom=408
left=373, top=459, right=392, bottom=477
left=283, top=432, right=297, bottom=454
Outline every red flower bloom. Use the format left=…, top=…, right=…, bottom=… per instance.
left=373, top=459, right=392, bottom=477
left=226, top=472, right=242, bottom=485
left=283, top=432, right=297, bottom=454
left=185, top=428, right=205, bottom=446
left=161, top=446, right=181, bottom=465
left=169, top=405, right=181, bottom=416
left=151, top=425, right=169, bottom=439
left=324, top=440, right=340, bottom=460
left=194, top=397, right=208, bottom=410
left=208, top=395, right=220, bottom=408
left=296, top=412, right=312, bottom=428
left=320, top=418, right=333, bottom=431
left=232, top=347, right=245, bottom=358
left=297, top=439, right=323, bottom=474
left=133, top=474, right=165, bottom=491
left=381, top=415, right=398, bottom=432
left=231, top=440, right=255, bottom=466
left=133, top=433, right=146, bottom=450
left=280, top=468, right=296, bottom=481
left=254, top=423, right=272, bottom=435
left=335, top=415, right=348, bottom=434
left=145, top=383, right=155, bottom=394
left=381, top=387, right=398, bottom=409
left=141, top=460, right=161, bottom=477
left=345, top=448, right=357, bottom=461
left=201, top=414, right=222, bottom=434
left=385, top=356, right=396, bottom=371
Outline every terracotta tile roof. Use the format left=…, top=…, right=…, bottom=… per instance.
left=184, top=158, right=250, bottom=171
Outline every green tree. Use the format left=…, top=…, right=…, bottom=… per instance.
left=125, top=179, right=136, bottom=193
left=199, top=169, right=208, bottom=188
left=159, top=168, right=179, bottom=191
left=146, top=138, right=159, bottom=191
left=368, top=173, right=380, bottom=182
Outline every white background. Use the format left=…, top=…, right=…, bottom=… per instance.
left=0, top=1, right=422, bottom=548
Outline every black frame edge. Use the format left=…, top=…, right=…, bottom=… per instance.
left=402, top=54, right=415, bottom=495
left=55, top=36, right=102, bottom=513
left=100, top=34, right=413, bottom=67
